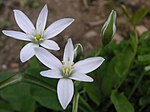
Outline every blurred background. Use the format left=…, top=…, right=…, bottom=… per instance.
left=0, top=0, right=149, bottom=72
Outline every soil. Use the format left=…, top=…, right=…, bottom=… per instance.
left=0, top=0, right=150, bottom=71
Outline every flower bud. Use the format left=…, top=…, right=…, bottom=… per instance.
left=101, top=10, right=117, bottom=46
left=74, top=43, right=83, bottom=61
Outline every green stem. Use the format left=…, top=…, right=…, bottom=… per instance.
left=72, top=92, right=79, bottom=112
left=95, top=48, right=102, bottom=57
left=72, top=81, right=80, bottom=112
left=128, top=73, right=145, bottom=99
left=23, top=75, right=56, bottom=93
left=0, top=74, right=23, bottom=90
left=0, top=74, right=56, bottom=93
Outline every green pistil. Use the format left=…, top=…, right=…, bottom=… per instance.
left=64, top=68, right=71, bottom=74
left=35, top=34, right=41, bottom=41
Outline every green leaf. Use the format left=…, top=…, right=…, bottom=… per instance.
left=20, top=96, right=36, bottom=112
left=0, top=83, right=35, bottom=112
left=139, top=96, right=150, bottom=106
left=140, top=31, right=150, bottom=39
left=121, top=5, right=131, bottom=19
left=111, top=90, right=134, bottom=112
left=130, top=8, right=148, bottom=25
left=0, top=72, right=15, bottom=82
left=84, top=80, right=101, bottom=105
left=79, top=96, right=94, bottom=112
left=101, top=36, right=137, bottom=96
left=0, top=21, right=12, bottom=27
left=138, top=54, right=150, bottom=62
left=0, top=100, right=13, bottom=112
left=138, top=36, right=150, bottom=55
left=31, top=85, right=62, bottom=111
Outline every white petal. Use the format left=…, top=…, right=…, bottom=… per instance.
left=74, top=57, right=105, bottom=74
left=40, top=40, right=60, bottom=50
left=57, top=79, right=74, bottom=109
left=44, top=18, right=74, bottom=39
left=2, top=30, right=31, bottom=41
left=36, top=5, right=48, bottom=33
left=34, top=47, right=62, bottom=70
left=20, top=43, right=38, bottom=62
left=13, top=10, right=35, bottom=34
left=70, top=72, right=93, bottom=82
left=40, top=70, right=62, bottom=79
left=63, top=38, right=74, bottom=63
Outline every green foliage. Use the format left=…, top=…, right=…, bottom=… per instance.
left=84, top=81, right=101, bottom=105
left=0, top=100, right=13, bottom=112
left=111, top=90, right=134, bottom=112
left=0, top=21, right=12, bottom=27
left=0, top=72, right=35, bottom=112
left=31, top=85, right=62, bottom=110
left=130, top=8, right=148, bottom=26
left=121, top=5, right=148, bottom=26
left=0, top=58, right=62, bottom=111
left=21, top=0, right=40, bottom=9
left=101, top=34, right=137, bottom=96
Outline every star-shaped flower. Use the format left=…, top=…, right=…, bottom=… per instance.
left=2, top=5, right=74, bottom=62
left=34, top=38, right=105, bottom=109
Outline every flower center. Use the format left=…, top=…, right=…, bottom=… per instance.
left=34, top=34, right=41, bottom=41
left=63, top=67, right=71, bottom=74
left=62, top=61, right=74, bottom=78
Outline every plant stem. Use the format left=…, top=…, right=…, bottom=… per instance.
left=72, top=81, right=80, bottom=112
left=0, top=74, right=23, bottom=90
left=128, top=73, right=145, bottom=99
left=72, top=92, right=79, bottom=112
left=0, top=74, right=56, bottom=93
left=23, top=75, right=56, bottom=93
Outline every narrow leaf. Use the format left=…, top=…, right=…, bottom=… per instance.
left=111, top=90, right=135, bottom=112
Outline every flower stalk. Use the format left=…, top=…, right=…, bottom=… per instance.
left=72, top=91, right=80, bottom=112
left=72, top=81, right=80, bottom=112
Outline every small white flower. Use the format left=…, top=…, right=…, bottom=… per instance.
left=34, top=38, right=105, bottom=109
left=2, top=5, right=74, bottom=62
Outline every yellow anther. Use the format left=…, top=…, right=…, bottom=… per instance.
left=62, top=61, right=65, bottom=65
left=71, top=62, right=74, bottom=67
left=35, top=34, right=41, bottom=41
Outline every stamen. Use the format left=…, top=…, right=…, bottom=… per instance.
left=71, top=62, right=74, bottom=67
left=62, top=61, right=65, bottom=65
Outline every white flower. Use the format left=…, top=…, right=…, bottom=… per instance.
left=2, top=5, right=74, bottom=63
left=34, top=38, right=105, bottom=109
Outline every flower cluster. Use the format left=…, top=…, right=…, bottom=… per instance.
left=2, top=5, right=105, bottom=109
